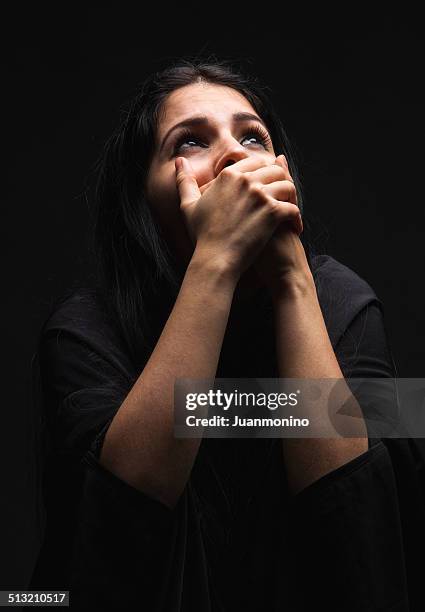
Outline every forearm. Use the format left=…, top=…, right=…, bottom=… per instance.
left=272, top=268, right=368, bottom=495
left=100, top=246, right=237, bottom=508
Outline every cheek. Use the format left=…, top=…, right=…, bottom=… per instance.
left=148, top=159, right=211, bottom=214
left=146, top=167, right=193, bottom=263
left=148, top=165, right=180, bottom=213
left=179, top=157, right=211, bottom=188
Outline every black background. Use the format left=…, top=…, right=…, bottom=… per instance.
left=4, top=6, right=424, bottom=590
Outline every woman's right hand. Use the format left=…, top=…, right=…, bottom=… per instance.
left=175, top=156, right=301, bottom=281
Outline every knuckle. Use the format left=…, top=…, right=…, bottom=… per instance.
left=290, top=204, right=302, bottom=220
left=267, top=199, right=299, bottom=222
left=175, top=174, right=185, bottom=187
left=220, top=166, right=234, bottom=181
left=266, top=198, right=282, bottom=218
left=177, top=173, right=195, bottom=187
left=288, top=181, right=297, bottom=196
left=236, top=172, right=250, bottom=188
left=275, top=165, right=287, bottom=179
left=283, top=180, right=298, bottom=205
left=247, top=181, right=264, bottom=198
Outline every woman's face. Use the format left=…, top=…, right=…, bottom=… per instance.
left=145, top=82, right=277, bottom=274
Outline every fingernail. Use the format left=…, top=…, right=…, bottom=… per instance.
left=175, top=157, right=183, bottom=172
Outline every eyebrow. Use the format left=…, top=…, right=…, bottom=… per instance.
left=159, top=112, right=269, bottom=152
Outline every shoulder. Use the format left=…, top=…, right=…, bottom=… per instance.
left=41, top=287, right=112, bottom=345
left=39, top=287, right=135, bottom=381
left=42, top=287, right=109, bottom=332
left=309, top=254, right=382, bottom=348
left=310, top=254, right=379, bottom=302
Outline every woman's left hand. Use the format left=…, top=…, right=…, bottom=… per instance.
left=252, top=155, right=310, bottom=295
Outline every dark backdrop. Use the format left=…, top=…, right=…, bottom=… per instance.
left=4, top=6, right=424, bottom=591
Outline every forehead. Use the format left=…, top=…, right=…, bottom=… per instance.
left=157, top=82, right=257, bottom=133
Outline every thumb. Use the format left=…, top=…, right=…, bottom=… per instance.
left=175, top=157, right=201, bottom=208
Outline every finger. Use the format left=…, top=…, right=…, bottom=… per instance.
left=175, top=157, right=201, bottom=208
left=275, top=155, right=295, bottom=184
left=271, top=200, right=303, bottom=235
left=220, top=155, right=274, bottom=175
left=275, top=155, right=299, bottom=208
left=264, top=179, right=298, bottom=207
left=199, top=178, right=215, bottom=195
left=248, top=163, right=287, bottom=186
left=201, top=157, right=277, bottom=192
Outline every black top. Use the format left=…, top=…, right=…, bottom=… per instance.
left=29, top=254, right=425, bottom=611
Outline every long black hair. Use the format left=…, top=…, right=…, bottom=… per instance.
left=91, top=56, right=317, bottom=369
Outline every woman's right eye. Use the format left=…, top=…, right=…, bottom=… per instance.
left=173, top=131, right=203, bottom=154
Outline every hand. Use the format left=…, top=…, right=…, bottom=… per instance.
left=185, top=155, right=306, bottom=292
left=175, top=155, right=301, bottom=281
left=252, top=155, right=309, bottom=294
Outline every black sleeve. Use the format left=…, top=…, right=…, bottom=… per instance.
left=40, top=327, right=132, bottom=461
left=335, top=300, right=397, bottom=379
left=282, top=301, right=412, bottom=611
left=39, top=326, right=211, bottom=611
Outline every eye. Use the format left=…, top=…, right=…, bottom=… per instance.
left=172, top=124, right=272, bottom=155
left=240, top=124, right=272, bottom=149
left=173, top=129, right=205, bottom=153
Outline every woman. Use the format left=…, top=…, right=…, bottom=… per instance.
left=30, top=58, right=425, bottom=611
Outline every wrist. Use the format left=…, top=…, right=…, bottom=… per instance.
left=189, top=244, right=240, bottom=290
left=269, top=266, right=316, bottom=302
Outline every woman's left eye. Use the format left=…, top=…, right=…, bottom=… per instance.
left=173, top=125, right=272, bottom=154
left=241, top=133, right=266, bottom=146
left=240, top=125, right=272, bottom=148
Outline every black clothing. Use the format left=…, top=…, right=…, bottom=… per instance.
left=29, top=255, right=425, bottom=611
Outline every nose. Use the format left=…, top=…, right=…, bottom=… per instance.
left=214, top=143, right=249, bottom=177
